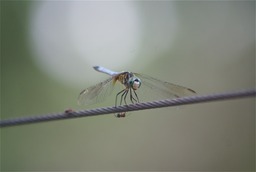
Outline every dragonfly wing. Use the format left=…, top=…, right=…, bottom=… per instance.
left=78, top=77, right=115, bottom=105
left=134, top=73, right=196, bottom=101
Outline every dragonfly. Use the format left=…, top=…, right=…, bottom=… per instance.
left=78, top=66, right=196, bottom=117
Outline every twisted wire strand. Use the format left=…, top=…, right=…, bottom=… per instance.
left=0, top=89, right=255, bottom=128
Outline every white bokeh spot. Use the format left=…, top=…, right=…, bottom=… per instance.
left=29, top=2, right=177, bottom=87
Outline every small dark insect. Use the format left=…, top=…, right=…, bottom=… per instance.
left=64, top=108, right=74, bottom=114
left=115, top=112, right=126, bottom=118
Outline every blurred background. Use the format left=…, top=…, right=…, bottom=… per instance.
left=1, top=1, right=255, bottom=171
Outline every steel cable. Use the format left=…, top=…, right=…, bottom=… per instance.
left=0, top=89, right=255, bottom=127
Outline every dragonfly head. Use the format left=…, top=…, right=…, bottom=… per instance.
left=129, top=77, right=141, bottom=90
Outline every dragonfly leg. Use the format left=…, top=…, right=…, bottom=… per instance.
left=115, top=89, right=128, bottom=118
left=133, top=90, right=140, bottom=103
left=115, top=89, right=126, bottom=107
left=129, top=88, right=135, bottom=104
left=122, top=89, right=129, bottom=105
left=129, top=89, right=139, bottom=104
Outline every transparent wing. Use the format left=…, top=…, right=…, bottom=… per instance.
left=134, top=73, right=196, bottom=102
left=78, top=77, right=115, bottom=106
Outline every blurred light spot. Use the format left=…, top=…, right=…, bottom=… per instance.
left=29, top=1, right=141, bottom=87
left=69, top=2, right=141, bottom=69
left=29, top=2, right=177, bottom=87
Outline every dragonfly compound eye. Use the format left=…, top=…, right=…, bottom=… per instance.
left=131, top=78, right=141, bottom=90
